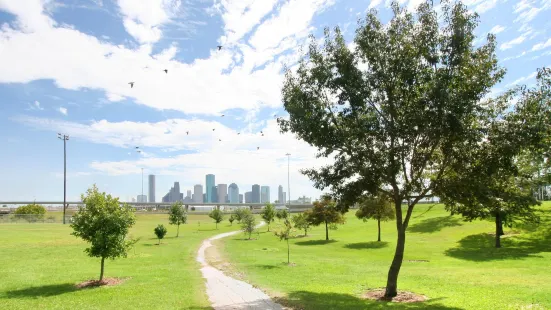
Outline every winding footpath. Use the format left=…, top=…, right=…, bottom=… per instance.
left=196, top=223, right=284, bottom=310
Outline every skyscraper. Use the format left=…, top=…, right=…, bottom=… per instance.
left=261, top=186, right=270, bottom=203
left=137, top=195, right=147, bottom=203
left=278, top=185, right=284, bottom=204
left=252, top=184, right=260, bottom=203
left=245, top=191, right=252, bottom=203
left=193, top=184, right=203, bottom=203
left=162, top=182, right=182, bottom=203
left=148, top=175, right=155, bottom=202
left=217, top=184, right=228, bottom=203
left=228, top=183, right=239, bottom=203
left=206, top=174, right=215, bottom=203
left=239, top=194, right=243, bottom=203
left=186, top=190, right=192, bottom=199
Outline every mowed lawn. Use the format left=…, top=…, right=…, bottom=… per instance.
left=0, top=212, right=236, bottom=310
left=215, top=203, right=551, bottom=309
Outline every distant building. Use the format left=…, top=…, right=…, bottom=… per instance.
left=291, top=196, right=311, bottom=204
left=203, top=193, right=206, bottom=202
left=278, top=185, right=284, bottom=205
left=193, top=184, right=203, bottom=203
left=239, top=194, right=243, bottom=203
left=186, top=190, right=192, bottom=199
left=217, top=184, right=228, bottom=204
left=206, top=174, right=215, bottom=203
left=228, top=183, right=239, bottom=203
left=245, top=191, right=252, bottom=203
left=137, top=195, right=147, bottom=203
left=131, top=197, right=136, bottom=202
left=148, top=175, right=156, bottom=202
left=260, top=186, right=270, bottom=204
left=252, top=184, right=260, bottom=203
left=162, top=182, right=182, bottom=203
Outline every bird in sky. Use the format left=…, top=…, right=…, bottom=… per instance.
left=135, top=146, right=139, bottom=149
left=186, top=131, right=189, bottom=135
left=219, top=139, right=222, bottom=142
left=129, top=82, right=134, bottom=88
left=257, top=147, right=260, bottom=150
left=262, top=133, right=264, bottom=136
left=217, top=45, right=222, bottom=50
left=237, top=132, right=240, bottom=135
left=221, top=114, right=224, bottom=117
left=164, top=69, right=168, bottom=74
left=212, top=128, right=215, bottom=131
left=260, top=131, right=263, bottom=134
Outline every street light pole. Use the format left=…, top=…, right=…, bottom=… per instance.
left=58, top=133, right=69, bottom=224
left=141, top=168, right=144, bottom=203
left=285, top=153, right=291, bottom=208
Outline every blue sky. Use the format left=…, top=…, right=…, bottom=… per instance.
left=0, top=0, right=550, bottom=202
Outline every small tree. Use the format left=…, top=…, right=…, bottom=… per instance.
left=276, top=209, right=289, bottom=221
left=71, top=185, right=136, bottom=282
left=241, top=213, right=256, bottom=239
left=292, top=212, right=311, bottom=236
left=168, top=201, right=187, bottom=237
left=261, top=204, right=276, bottom=231
left=306, top=196, right=345, bottom=241
left=355, top=196, right=395, bottom=242
left=154, top=224, right=167, bottom=244
left=234, top=208, right=248, bottom=223
left=209, top=208, right=224, bottom=229
left=229, top=214, right=236, bottom=226
left=274, top=218, right=294, bottom=264
left=14, top=203, right=46, bottom=222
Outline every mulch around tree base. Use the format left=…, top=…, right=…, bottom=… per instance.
left=76, top=277, right=128, bottom=289
left=363, top=289, right=428, bottom=303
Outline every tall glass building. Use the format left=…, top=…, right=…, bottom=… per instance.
left=228, top=183, right=239, bottom=203
left=261, top=186, right=270, bottom=204
left=206, top=174, right=215, bottom=203
left=252, top=184, right=260, bottom=203
left=148, top=174, right=155, bottom=202
left=217, top=184, right=228, bottom=204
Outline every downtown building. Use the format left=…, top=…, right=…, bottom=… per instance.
left=148, top=175, right=155, bottom=203
left=193, top=184, right=203, bottom=203
left=228, top=183, right=239, bottom=204
left=162, top=182, right=183, bottom=203
left=260, top=186, right=270, bottom=204
left=251, top=184, right=260, bottom=203
left=205, top=174, right=216, bottom=203
left=217, top=184, right=228, bottom=204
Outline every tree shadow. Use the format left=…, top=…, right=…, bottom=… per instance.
left=344, top=241, right=389, bottom=250
left=445, top=228, right=551, bottom=261
left=274, top=291, right=463, bottom=310
left=295, top=239, right=338, bottom=246
left=408, top=216, right=463, bottom=233
left=253, top=264, right=282, bottom=270
left=4, top=283, right=78, bottom=299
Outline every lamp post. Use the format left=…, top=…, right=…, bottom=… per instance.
left=58, top=133, right=69, bottom=224
left=285, top=153, right=291, bottom=208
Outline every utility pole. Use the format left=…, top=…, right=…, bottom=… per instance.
left=286, top=153, right=291, bottom=208
left=58, top=133, right=69, bottom=224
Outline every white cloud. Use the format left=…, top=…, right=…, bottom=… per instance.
left=461, top=0, right=499, bottom=13
left=531, top=38, right=551, bottom=51
left=500, top=34, right=527, bottom=50
left=489, top=25, right=505, bottom=34
left=26, top=100, right=44, bottom=111
left=369, top=0, right=383, bottom=9
left=506, top=72, right=537, bottom=87
left=116, top=0, right=182, bottom=43
left=0, top=0, right=55, bottom=31
left=106, top=93, right=125, bottom=102
left=58, top=107, right=68, bottom=115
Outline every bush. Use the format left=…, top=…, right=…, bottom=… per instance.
left=14, top=203, right=46, bottom=222
left=154, top=224, right=167, bottom=244
left=191, top=206, right=196, bottom=211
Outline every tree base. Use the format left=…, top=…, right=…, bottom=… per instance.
left=363, top=289, right=428, bottom=303
left=76, top=277, right=128, bottom=289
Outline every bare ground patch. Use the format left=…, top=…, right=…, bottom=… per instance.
left=75, top=277, right=128, bottom=289
left=363, top=288, right=428, bottom=303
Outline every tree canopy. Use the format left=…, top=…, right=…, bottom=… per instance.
left=71, top=185, right=136, bottom=281
left=355, top=195, right=395, bottom=242
left=305, top=196, right=345, bottom=241
left=240, top=212, right=256, bottom=240
left=14, top=203, right=46, bottom=222
left=261, top=204, right=276, bottom=231
left=292, top=212, right=311, bottom=236
left=278, top=0, right=505, bottom=297
left=209, top=208, right=224, bottom=229
left=168, top=201, right=187, bottom=237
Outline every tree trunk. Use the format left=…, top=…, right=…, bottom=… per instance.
left=216, top=222, right=218, bottom=229
left=287, top=238, right=290, bottom=264
left=305, top=228, right=308, bottom=236
left=177, top=224, right=180, bottom=237
left=325, top=221, right=329, bottom=241
left=384, top=227, right=406, bottom=298
left=496, top=213, right=504, bottom=236
left=268, top=224, right=270, bottom=232
left=377, top=219, right=381, bottom=242
left=99, top=257, right=105, bottom=282
left=495, top=215, right=501, bottom=248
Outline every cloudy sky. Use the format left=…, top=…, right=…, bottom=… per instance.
left=0, top=0, right=550, bottom=202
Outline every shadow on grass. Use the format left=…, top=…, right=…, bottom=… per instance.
left=408, top=216, right=462, bottom=233
left=4, top=283, right=77, bottom=299
left=344, top=241, right=389, bottom=250
left=445, top=228, right=551, bottom=261
left=253, top=264, right=282, bottom=270
left=274, top=291, right=463, bottom=310
left=295, top=239, right=338, bottom=246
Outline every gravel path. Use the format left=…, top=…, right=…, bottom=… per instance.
left=197, top=223, right=284, bottom=310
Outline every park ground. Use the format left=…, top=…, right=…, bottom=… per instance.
left=213, top=203, right=551, bottom=310
left=1, top=205, right=550, bottom=309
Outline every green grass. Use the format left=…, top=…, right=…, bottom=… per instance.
left=216, top=203, right=551, bottom=310
left=0, top=213, right=239, bottom=310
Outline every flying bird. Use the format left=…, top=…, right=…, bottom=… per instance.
left=129, top=82, right=134, bottom=88
left=262, top=133, right=264, bottom=136
left=217, top=45, right=222, bottom=50
left=186, top=131, right=189, bottom=135
left=164, top=69, right=168, bottom=74
left=135, top=146, right=139, bottom=149
left=221, top=114, right=224, bottom=117
left=260, top=131, right=263, bottom=134
left=219, top=139, right=222, bottom=142
left=257, top=147, right=260, bottom=150
left=237, top=132, right=241, bottom=135
left=212, top=128, right=215, bottom=131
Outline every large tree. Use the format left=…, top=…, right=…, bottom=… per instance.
left=305, top=196, right=345, bottom=241
left=355, top=195, right=395, bottom=242
left=435, top=70, right=551, bottom=248
left=278, top=1, right=503, bottom=297
left=71, top=185, right=136, bottom=282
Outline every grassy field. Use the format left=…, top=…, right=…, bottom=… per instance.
left=0, top=212, right=240, bottom=310
left=214, top=203, right=551, bottom=310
